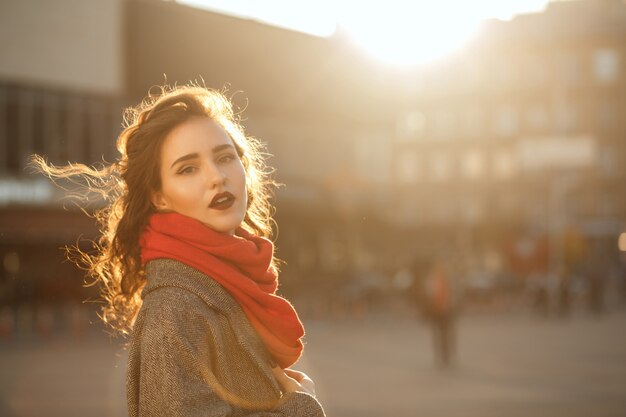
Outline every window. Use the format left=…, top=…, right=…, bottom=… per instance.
left=354, top=134, right=392, bottom=184
left=598, top=145, right=617, bottom=177
left=87, top=99, right=108, bottom=163
left=397, top=152, right=420, bottom=183
left=65, top=96, right=86, bottom=162
left=557, top=52, right=581, bottom=85
left=396, top=111, right=426, bottom=141
left=527, top=103, right=549, bottom=132
left=433, top=110, right=456, bottom=139
left=593, top=48, right=620, bottom=83
left=555, top=103, right=577, bottom=133
left=492, top=150, right=517, bottom=180
left=526, top=54, right=547, bottom=86
left=0, top=88, right=7, bottom=173
left=461, top=150, right=485, bottom=180
left=0, top=84, right=118, bottom=173
left=461, top=106, right=483, bottom=138
left=596, top=100, right=616, bottom=130
left=494, top=105, right=519, bottom=137
left=461, top=197, right=484, bottom=224
left=41, top=93, right=61, bottom=164
left=428, top=152, right=453, bottom=182
left=5, top=88, right=20, bottom=172
left=17, top=90, right=35, bottom=168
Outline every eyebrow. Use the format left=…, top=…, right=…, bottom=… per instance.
left=170, top=144, right=236, bottom=169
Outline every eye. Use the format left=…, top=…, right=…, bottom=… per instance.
left=178, top=166, right=197, bottom=175
left=218, top=153, right=237, bottom=164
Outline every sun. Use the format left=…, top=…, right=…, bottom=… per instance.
left=337, top=3, right=483, bottom=67
left=177, top=0, right=550, bottom=67
left=337, top=0, right=549, bottom=67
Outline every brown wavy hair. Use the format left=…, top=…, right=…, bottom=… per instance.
left=31, top=85, right=277, bottom=335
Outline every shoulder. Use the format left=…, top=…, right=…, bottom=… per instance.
left=142, top=258, right=242, bottom=314
left=140, top=285, right=215, bottom=326
left=133, top=285, right=222, bottom=354
left=133, top=259, right=259, bottom=351
left=134, top=260, right=227, bottom=343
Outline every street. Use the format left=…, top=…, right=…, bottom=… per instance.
left=1, top=308, right=625, bottom=417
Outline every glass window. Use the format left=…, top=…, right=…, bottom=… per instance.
left=396, top=111, right=426, bottom=141
left=6, top=88, right=19, bottom=172
left=41, top=93, right=61, bottom=164
left=88, top=99, right=108, bottom=163
left=492, top=150, right=517, bottom=180
left=433, top=110, right=455, bottom=139
left=428, top=152, right=453, bottom=182
left=17, top=90, right=35, bottom=168
left=526, top=54, right=547, bottom=86
left=461, top=197, right=484, bottom=224
left=354, top=134, right=392, bottom=184
left=397, top=152, right=420, bottom=183
left=0, top=88, right=8, bottom=173
left=432, top=199, right=456, bottom=223
left=494, top=105, right=519, bottom=137
left=596, top=100, right=616, bottom=130
left=557, top=52, right=581, bottom=85
left=461, top=150, right=485, bottom=180
left=65, top=96, right=86, bottom=162
left=593, top=48, right=620, bottom=83
left=461, top=106, right=483, bottom=138
left=527, top=103, right=549, bottom=132
left=555, top=103, right=577, bottom=133
left=598, top=145, right=617, bottom=177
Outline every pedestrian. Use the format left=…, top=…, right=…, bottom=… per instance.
left=424, top=259, right=458, bottom=367
left=32, top=85, right=324, bottom=416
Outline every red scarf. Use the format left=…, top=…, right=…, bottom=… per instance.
left=139, top=212, right=304, bottom=368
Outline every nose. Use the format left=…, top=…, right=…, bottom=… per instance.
left=205, top=162, right=226, bottom=188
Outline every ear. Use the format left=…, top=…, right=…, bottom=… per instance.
left=150, top=190, right=170, bottom=211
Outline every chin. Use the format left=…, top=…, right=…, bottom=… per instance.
left=203, top=217, right=244, bottom=235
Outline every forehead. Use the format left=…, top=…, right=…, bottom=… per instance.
left=160, top=117, right=233, bottom=161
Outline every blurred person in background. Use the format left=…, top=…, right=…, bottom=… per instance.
left=32, top=85, right=324, bottom=417
left=421, top=257, right=461, bottom=367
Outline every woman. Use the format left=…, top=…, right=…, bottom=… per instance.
left=33, top=86, right=325, bottom=416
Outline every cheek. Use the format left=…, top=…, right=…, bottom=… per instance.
left=238, top=167, right=248, bottom=199
left=162, top=178, right=203, bottom=209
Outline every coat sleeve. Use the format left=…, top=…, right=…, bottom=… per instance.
left=130, top=293, right=325, bottom=417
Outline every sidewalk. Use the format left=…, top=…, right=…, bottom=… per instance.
left=302, top=308, right=626, bottom=417
left=1, top=308, right=625, bottom=417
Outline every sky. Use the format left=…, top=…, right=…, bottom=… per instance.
left=177, top=0, right=552, bottom=66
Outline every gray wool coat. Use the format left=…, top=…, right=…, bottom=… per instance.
left=126, top=258, right=325, bottom=417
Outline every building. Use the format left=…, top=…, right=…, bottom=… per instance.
left=1, top=0, right=624, bottom=317
left=390, top=0, right=626, bottom=277
left=0, top=0, right=125, bottom=316
left=0, top=0, right=402, bottom=313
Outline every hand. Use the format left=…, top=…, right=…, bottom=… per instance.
left=271, top=367, right=317, bottom=397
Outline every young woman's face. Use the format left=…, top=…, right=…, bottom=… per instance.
left=151, top=117, right=247, bottom=235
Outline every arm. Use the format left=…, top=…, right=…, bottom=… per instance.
left=131, top=294, right=324, bottom=417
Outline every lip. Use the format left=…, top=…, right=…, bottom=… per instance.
left=209, top=191, right=235, bottom=210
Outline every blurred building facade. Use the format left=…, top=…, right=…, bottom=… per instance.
left=0, top=0, right=625, bottom=315
left=0, top=0, right=124, bottom=317
left=391, top=0, right=626, bottom=284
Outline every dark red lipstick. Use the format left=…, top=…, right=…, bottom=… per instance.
left=209, top=192, right=235, bottom=210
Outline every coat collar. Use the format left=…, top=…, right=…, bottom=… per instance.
left=143, top=258, right=243, bottom=314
